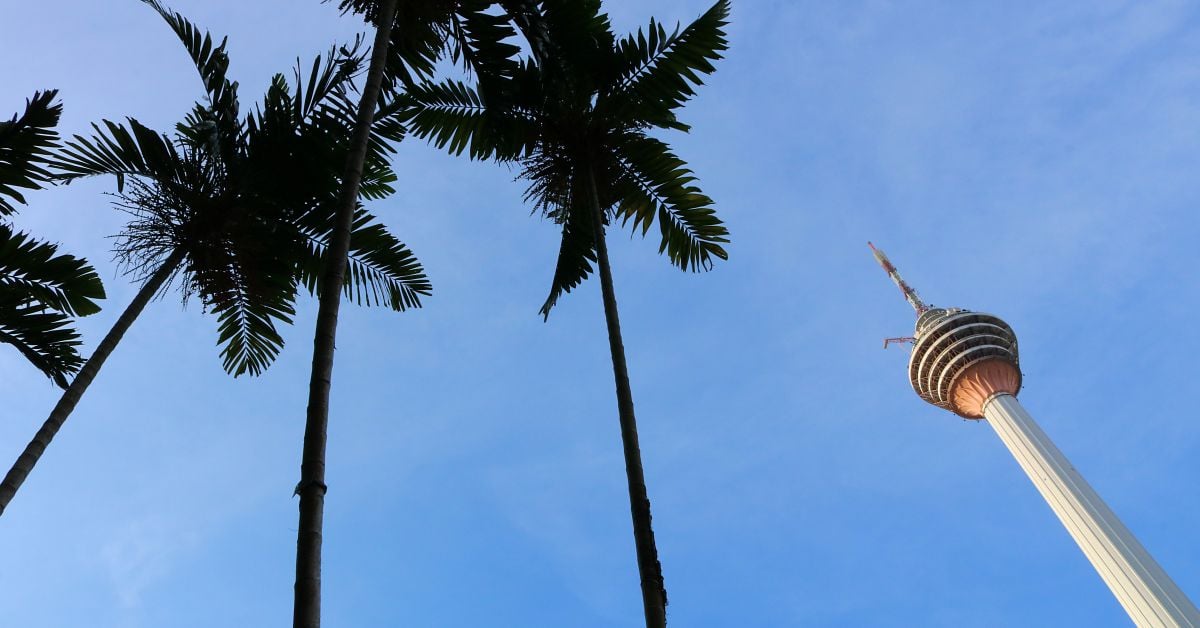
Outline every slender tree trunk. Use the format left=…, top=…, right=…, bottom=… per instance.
left=293, top=2, right=397, bottom=626
left=0, top=250, right=183, bottom=517
left=585, top=167, right=668, bottom=627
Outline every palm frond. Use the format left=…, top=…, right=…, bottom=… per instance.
left=209, top=268, right=295, bottom=377
left=401, top=80, right=491, bottom=158
left=408, top=0, right=730, bottom=314
left=614, top=135, right=728, bottom=271
left=329, top=0, right=458, bottom=89
left=141, top=0, right=240, bottom=132
left=603, top=0, right=729, bottom=127
left=297, top=37, right=367, bottom=124
left=402, top=79, right=535, bottom=160
left=0, top=91, right=62, bottom=216
left=191, top=216, right=300, bottom=377
left=246, top=50, right=404, bottom=203
left=53, top=119, right=183, bottom=191
left=0, top=298, right=82, bottom=389
left=109, top=162, right=299, bottom=379
left=297, top=206, right=430, bottom=311
left=453, top=1, right=523, bottom=88
left=539, top=0, right=615, bottom=82
left=496, top=0, right=551, bottom=62
left=0, top=224, right=105, bottom=387
left=538, top=192, right=596, bottom=319
left=384, top=14, right=448, bottom=89
left=0, top=226, right=104, bottom=316
left=369, top=96, right=409, bottom=150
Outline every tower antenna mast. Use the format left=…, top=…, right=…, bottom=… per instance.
left=868, top=241, right=929, bottom=315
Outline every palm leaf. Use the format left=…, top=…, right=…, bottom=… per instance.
left=209, top=272, right=295, bottom=377
left=0, top=91, right=62, bottom=216
left=401, top=79, right=534, bottom=160
left=0, top=225, right=105, bottom=387
left=0, top=226, right=104, bottom=316
left=53, top=119, right=183, bottom=191
left=453, top=2, right=523, bottom=89
left=195, top=222, right=299, bottom=377
left=538, top=187, right=597, bottom=319
left=538, top=0, right=615, bottom=83
left=0, top=298, right=81, bottom=389
left=246, top=51, right=404, bottom=203
left=296, top=206, right=430, bottom=311
left=401, top=80, right=491, bottom=158
left=329, top=0, right=457, bottom=89
left=297, top=37, right=367, bottom=124
left=141, top=0, right=240, bottom=135
left=603, top=0, right=730, bottom=128
left=613, top=135, right=728, bottom=271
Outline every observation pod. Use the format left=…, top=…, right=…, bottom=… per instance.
left=908, top=307, right=1021, bottom=418
left=870, top=243, right=1200, bottom=628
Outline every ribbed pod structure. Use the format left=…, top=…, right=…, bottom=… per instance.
left=907, top=308, right=1021, bottom=418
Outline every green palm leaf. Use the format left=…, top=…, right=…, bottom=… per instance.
left=0, top=91, right=61, bottom=216
left=603, top=0, right=730, bottom=128
left=142, top=0, right=240, bottom=137
left=401, top=78, right=536, bottom=160
left=54, top=119, right=183, bottom=192
left=0, top=225, right=104, bottom=387
left=537, top=192, right=596, bottom=319
left=453, top=2, right=523, bottom=88
left=401, top=80, right=490, bottom=157
left=0, top=226, right=103, bottom=316
left=614, top=135, right=728, bottom=271
left=539, top=0, right=614, bottom=83
left=204, top=247, right=298, bottom=377
left=330, top=0, right=454, bottom=89
left=297, top=206, right=430, bottom=311
left=0, top=91, right=105, bottom=387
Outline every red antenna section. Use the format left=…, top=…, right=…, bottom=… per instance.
left=868, top=242, right=929, bottom=316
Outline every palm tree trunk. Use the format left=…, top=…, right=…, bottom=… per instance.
left=293, top=1, right=397, bottom=626
left=0, top=249, right=183, bottom=517
left=585, top=167, right=668, bottom=627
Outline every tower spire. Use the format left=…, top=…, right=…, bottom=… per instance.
left=868, top=242, right=929, bottom=315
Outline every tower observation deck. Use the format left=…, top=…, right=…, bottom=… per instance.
left=870, top=242, right=1200, bottom=627
left=909, top=307, right=1020, bottom=418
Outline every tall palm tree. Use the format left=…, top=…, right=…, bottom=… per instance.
left=295, top=3, right=397, bottom=625
left=0, top=0, right=429, bottom=518
left=0, top=91, right=105, bottom=388
left=294, top=2, right=519, bottom=624
left=403, top=1, right=730, bottom=624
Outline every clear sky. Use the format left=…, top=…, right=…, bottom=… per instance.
left=3, top=1, right=1200, bottom=626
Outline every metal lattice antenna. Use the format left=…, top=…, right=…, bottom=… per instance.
left=868, top=242, right=929, bottom=316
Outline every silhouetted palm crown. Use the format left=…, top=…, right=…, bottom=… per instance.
left=331, top=0, right=527, bottom=93
left=404, top=0, right=731, bottom=316
left=52, top=1, right=429, bottom=376
left=0, top=91, right=104, bottom=387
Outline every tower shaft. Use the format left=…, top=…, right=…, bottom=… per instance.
left=983, top=393, right=1200, bottom=627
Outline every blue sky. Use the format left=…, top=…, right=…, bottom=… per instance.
left=3, top=0, right=1200, bottom=626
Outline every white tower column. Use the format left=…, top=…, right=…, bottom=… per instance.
left=983, top=393, right=1200, bottom=628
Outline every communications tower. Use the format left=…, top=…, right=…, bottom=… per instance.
left=870, top=242, right=1200, bottom=627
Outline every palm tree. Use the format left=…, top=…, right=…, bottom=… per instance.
left=0, top=91, right=105, bottom=388
left=294, top=2, right=520, bottom=624
left=0, top=0, right=429, bottom=518
left=403, top=1, right=731, bottom=624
